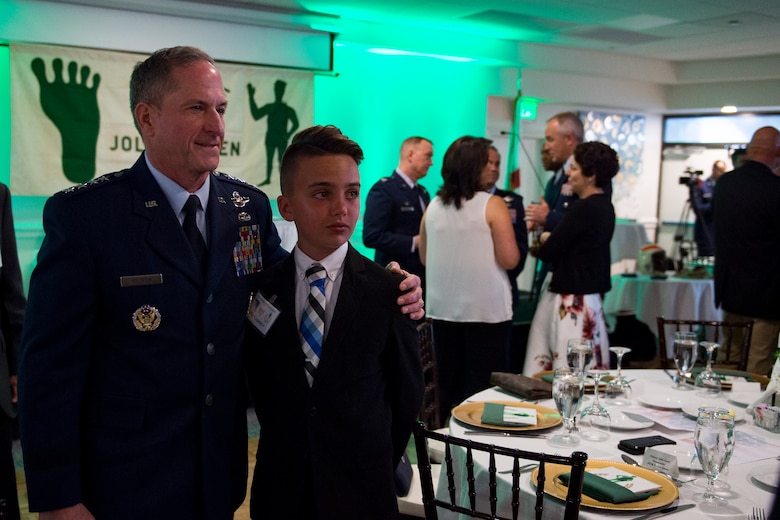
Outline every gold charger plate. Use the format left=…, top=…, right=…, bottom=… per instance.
left=451, top=400, right=561, bottom=431
left=531, top=459, right=679, bottom=511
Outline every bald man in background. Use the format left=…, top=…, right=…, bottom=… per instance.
left=714, top=126, right=780, bottom=375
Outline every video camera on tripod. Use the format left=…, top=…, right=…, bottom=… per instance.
left=679, top=167, right=703, bottom=186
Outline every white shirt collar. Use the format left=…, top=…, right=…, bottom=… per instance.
left=145, top=153, right=210, bottom=218
left=395, top=169, right=417, bottom=189
left=293, top=242, right=348, bottom=282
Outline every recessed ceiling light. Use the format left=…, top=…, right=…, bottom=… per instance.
left=721, top=105, right=737, bottom=113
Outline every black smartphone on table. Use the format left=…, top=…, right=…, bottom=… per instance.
left=617, top=435, right=676, bottom=455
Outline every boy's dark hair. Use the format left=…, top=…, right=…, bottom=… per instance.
left=280, top=125, right=364, bottom=194
left=437, top=136, right=492, bottom=209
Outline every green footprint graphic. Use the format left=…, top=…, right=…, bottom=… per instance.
left=31, top=57, right=101, bottom=184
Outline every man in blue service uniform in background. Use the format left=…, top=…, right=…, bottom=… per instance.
left=363, top=136, right=433, bottom=289
left=17, top=46, right=423, bottom=520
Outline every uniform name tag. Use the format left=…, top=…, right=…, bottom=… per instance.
left=120, top=274, right=164, bottom=287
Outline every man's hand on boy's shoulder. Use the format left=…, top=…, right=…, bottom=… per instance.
left=386, top=261, right=425, bottom=321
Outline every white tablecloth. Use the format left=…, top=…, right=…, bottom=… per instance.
left=603, top=274, right=722, bottom=336
left=611, top=220, right=649, bottom=264
left=437, top=369, right=778, bottom=520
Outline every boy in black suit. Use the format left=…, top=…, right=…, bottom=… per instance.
left=245, top=125, right=424, bottom=520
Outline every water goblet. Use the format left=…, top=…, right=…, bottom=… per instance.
left=549, top=367, right=585, bottom=447
left=673, top=332, right=698, bottom=390
left=567, top=338, right=594, bottom=374
left=695, top=342, right=722, bottom=396
left=692, top=407, right=735, bottom=506
left=605, top=346, right=632, bottom=405
left=580, top=368, right=611, bottom=441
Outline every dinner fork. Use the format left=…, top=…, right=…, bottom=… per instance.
left=751, top=507, right=766, bottom=520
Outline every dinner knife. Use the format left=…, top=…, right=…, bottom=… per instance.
left=629, top=503, right=695, bottom=520
left=463, top=431, right=549, bottom=438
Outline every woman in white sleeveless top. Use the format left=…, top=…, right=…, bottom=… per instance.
left=419, top=136, right=520, bottom=424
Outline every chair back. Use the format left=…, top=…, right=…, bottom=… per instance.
left=412, top=421, right=587, bottom=520
left=656, top=317, right=753, bottom=371
left=417, top=319, right=442, bottom=430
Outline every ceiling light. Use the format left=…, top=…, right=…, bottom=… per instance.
left=366, top=48, right=474, bottom=62
left=721, top=105, right=738, bottom=113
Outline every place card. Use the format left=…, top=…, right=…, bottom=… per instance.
left=642, top=447, right=679, bottom=478
left=587, top=466, right=662, bottom=494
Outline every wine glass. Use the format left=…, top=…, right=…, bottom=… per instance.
left=695, top=342, right=722, bottom=396
left=673, top=332, right=698, bottom=390
left=580, top=368, right=611, bottom=441
left=567, top=338, right=594, bottom=375
left=605, top=346, right=632, bottom=405
left=549, top=367, right=584, bottom=447
left=693, top=407, right=735, bottom=506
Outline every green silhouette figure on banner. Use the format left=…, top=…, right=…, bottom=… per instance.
left=247, top=79, right=299, bottom=186
left=31, top=57, right=101, bottom=184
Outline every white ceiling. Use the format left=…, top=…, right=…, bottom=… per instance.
left=178, top=0, right=780, bottom=62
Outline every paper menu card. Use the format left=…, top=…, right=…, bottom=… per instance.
left=480, top=403, right=538, bottom=426
left=587, top=466, right=662, bottom=494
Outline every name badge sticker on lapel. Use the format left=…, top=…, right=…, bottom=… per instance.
left=233, top=224, right=263, bottom=276
left=247, top=292, right=280, bottom=336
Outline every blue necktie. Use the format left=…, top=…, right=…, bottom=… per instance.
left=300, top=263, right=327, bottom=385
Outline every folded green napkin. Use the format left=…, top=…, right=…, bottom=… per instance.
left=480, top=402, right=536, bottom=426
left=559, top=471, right=660, bottom=504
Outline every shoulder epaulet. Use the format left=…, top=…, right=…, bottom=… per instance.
left=212, top=171, right=265, bottom=194
left=58, top=170, right=129, bottom=197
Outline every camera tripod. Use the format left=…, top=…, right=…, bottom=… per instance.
left=672, top=181, right=714, bottom=270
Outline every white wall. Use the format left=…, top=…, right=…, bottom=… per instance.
left=0, top=0, right=332, bottom=69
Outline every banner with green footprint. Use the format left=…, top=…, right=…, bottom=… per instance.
left=10, top=43, right=313, bottom=196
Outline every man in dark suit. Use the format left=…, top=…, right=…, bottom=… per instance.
left=245, top=125, right=423, bottom=519
left=482, top=146, right=528, bottom=306
left=525, top=112, right=583, bottom=235
left=0, top=182, right=26, bottom=520
left=18, top=48, right=424, bottom=520
left=714, top=126, right=780, bottom=376
left=363, top=136, right=433, bottom=287
left=526, top=112, right=582, bottom=297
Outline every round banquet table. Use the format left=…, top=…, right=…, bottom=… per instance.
left=603, top=274, right=722, bottom=337
left=435, top=369, right=778, bottom=520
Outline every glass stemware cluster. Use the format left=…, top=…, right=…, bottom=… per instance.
left=558, top=339, right=612, bottom=443
left=693, top=407, right=735, bottom=506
